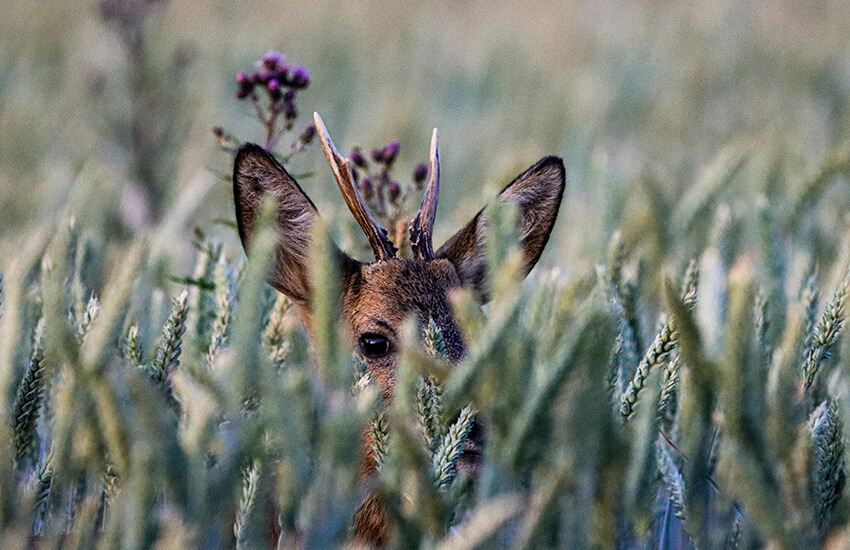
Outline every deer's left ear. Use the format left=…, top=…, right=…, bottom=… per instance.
left=436, top=156, right=565, bottom=302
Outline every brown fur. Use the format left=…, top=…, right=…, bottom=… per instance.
left=233, top=142, right=565, bottom=547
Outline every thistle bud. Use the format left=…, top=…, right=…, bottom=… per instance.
left=383, top=141, right=400, bottom=165
left=260, top=51, right=284, bottom=71
left=299, top=124, right=316, bottom=144
left=388, top=180, right=401, bottom=201
left=371, top=148, right=385, bottom=163
left=235, top=71, right=254, bottom=99
left=350, top=149, right=367, bottom=168
left=267, top=79, right=282, bottom=100
left=360, top=177, right=374, bottom=199
left=290, top=66, right=310, bottom=89
left=413, top=162, right=428, bottom=188
left=273, top=67, right=289, bottom=85
left=256, top=69, right=273, bottom=85
left=283, top=99, right=297, bottom=119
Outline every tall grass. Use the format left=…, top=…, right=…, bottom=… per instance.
left=0, top=135, right=849, bottom=548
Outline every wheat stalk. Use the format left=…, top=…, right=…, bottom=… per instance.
left=145, top=289, right=189, bottom=408
left=621, top=261, right=698, bottom=418
left=263, top=292, right=292, bottom=369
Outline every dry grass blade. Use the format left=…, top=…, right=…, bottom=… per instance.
left=673, top=147, right=748, bottom=235
left=433, top=494, right=521, bottom=550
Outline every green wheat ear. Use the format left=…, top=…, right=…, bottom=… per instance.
left=233, top=460, right=261, bottom=549
left=263, top=292, right=292, bottom=370
left=425, top=317, right=447, bottom=360
left=76, top=294, right=100, bottom=340
left=12, top=318, right=46, bottom=467
left=207, top=253, right=235, bottom=364
left=809, top=399, right=846, bottom=531
left=657, top=441, right=687, bottom=521
left=145, top=289, right=189, bottom=407
left=418, top=318, right=447, bottom=451
left=802, top=269, right=849, bottom=391
left=657, top=355, right=680, bottom=436
left=621, top=261, right=699, bottom=419
left=369, top=411, right=389, bottom=470
left=123, top=324, right=143, bottom=367
left=417, top=376, right=443, bottom=453
left=433, top=405, right=476, bottom=490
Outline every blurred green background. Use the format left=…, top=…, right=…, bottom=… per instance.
left=2, top=0, right=850, bottom=272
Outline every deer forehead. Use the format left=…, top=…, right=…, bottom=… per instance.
left=343, top=258, right=462, bottom=332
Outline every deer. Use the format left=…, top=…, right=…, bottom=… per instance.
left=232, top=112, right=566, bottom=545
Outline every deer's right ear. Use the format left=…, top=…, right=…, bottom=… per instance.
left=233, top=143, right=359, bottom=306
left=436, top=156, right=565, bottom=302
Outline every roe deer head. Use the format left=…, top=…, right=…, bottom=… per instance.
left=232, top=112, right=565, bottom=545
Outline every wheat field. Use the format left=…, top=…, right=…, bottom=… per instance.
left=3, top=0, right=850, bottom=548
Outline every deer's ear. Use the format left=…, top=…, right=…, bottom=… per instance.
left=233, top=143, right=359, bottom=306
left=436, top=156, right=565, bottom=302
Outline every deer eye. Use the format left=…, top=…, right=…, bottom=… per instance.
left=359, top=333, right=391, bottom=358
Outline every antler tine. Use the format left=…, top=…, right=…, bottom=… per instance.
left=410, top=128, right=440, bottom=260
left=313, top=112, right=397, bottom=261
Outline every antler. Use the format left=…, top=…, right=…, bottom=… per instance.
left=313, top=112, right=397, bottom=261
left=409, top=128, right=440, bottom=260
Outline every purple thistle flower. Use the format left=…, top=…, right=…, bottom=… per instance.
left=229, top=52, right=314, bottom=155
left=260, top=51, right=284, bottom=71
left=413, top=162, right=428, bottom=187
left=273, top=67, right=289, bottom=84
left=350, top=149, right=367, bottom=168
left=371, top=148, right=385, bottom=163
left=289, top=66, right=310, bottom=88
left=382, top=141, right=400, bottom=165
